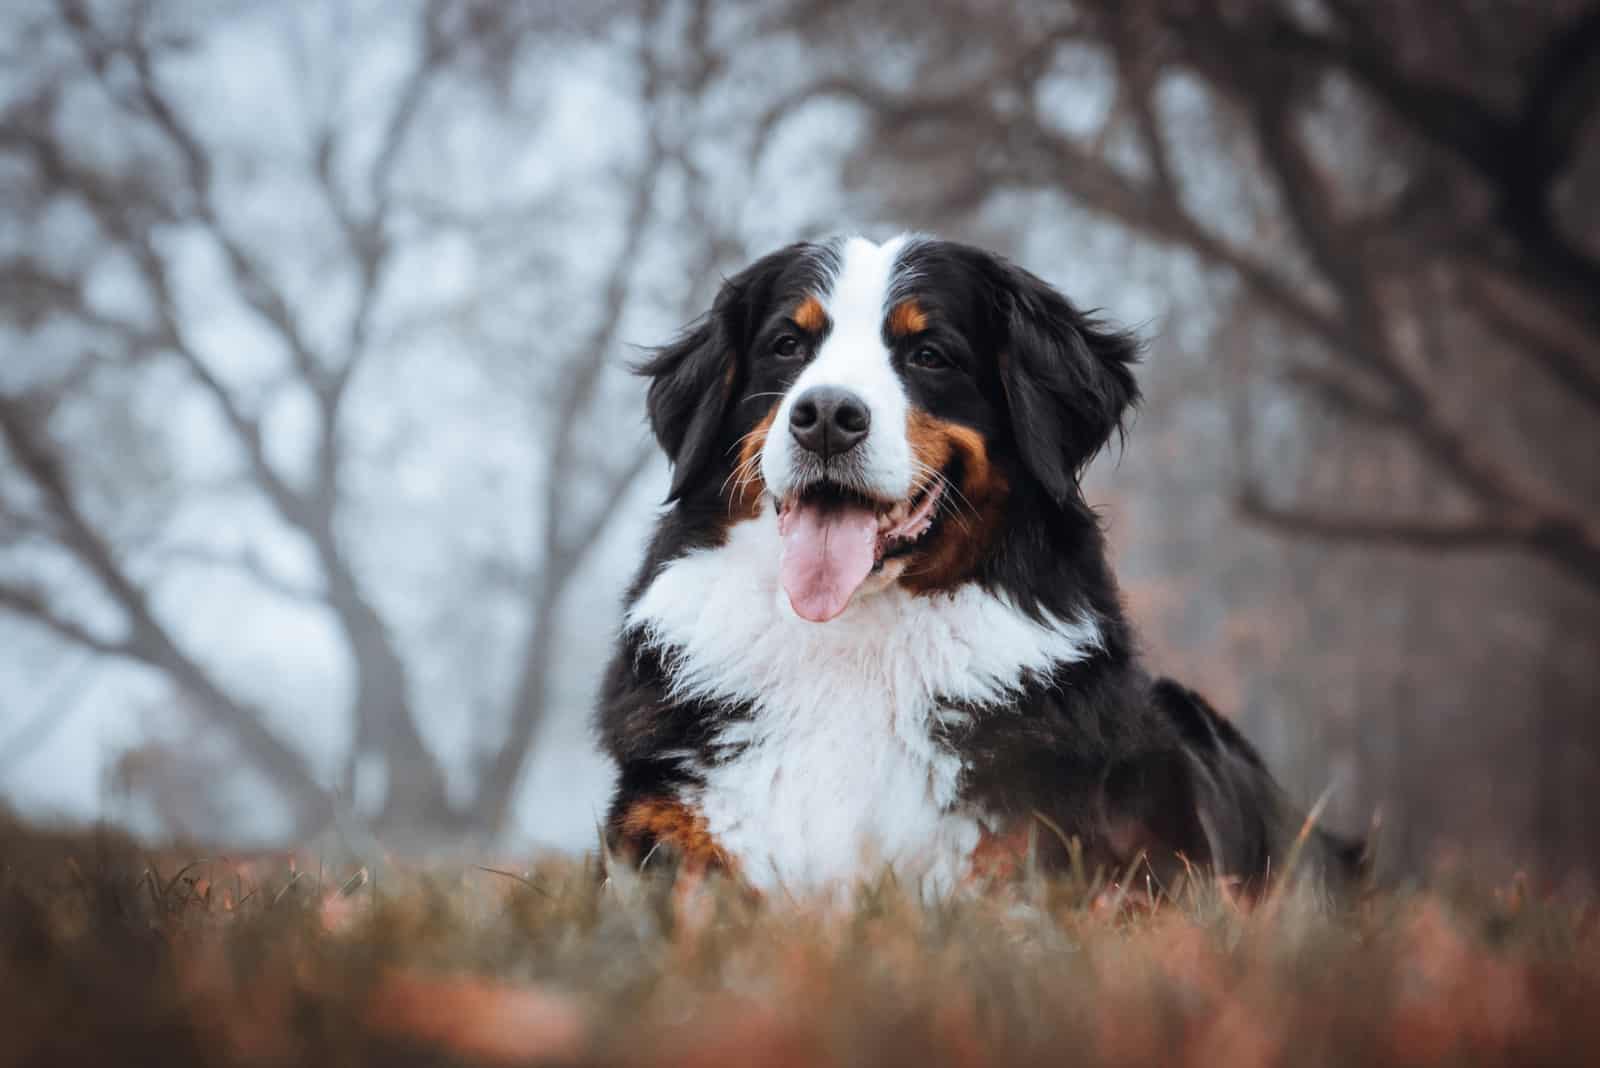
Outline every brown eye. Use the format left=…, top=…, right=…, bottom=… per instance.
left=773, top=334, right=802, bottom=359
left=909, top=345, right=950, bottom=371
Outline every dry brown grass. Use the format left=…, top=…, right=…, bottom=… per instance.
left=3, top=812, right=1596, bottom=1067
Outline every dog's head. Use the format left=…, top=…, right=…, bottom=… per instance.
left=641, top=234, right=1139, bottom=622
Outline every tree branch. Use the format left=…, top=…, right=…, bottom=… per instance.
left=1237, top=489, right=1600, bottom=590
left=1251, top=12, right=1509, bottom=178
left=71, top=5, right=329, bottom=388
left=1219, top=67, right=1599, bottom=561
left=0, top=582, right=132, bottom=657
left=0, top=392, right=332, bottom=822
left=1100, top=8, right=1179, bottom=204
left=472, top=0, right=712, bottom=829
left=762, top=59, right=1354, bottom=363
left=146, top=543, right=326, bottom=605
left=310, top=0, right=454, bottom=440
left=561, top=440, right=658, bottom=567
left=802, top=15, right=1600, bottom=597
left=1516, top=7, right=1600, bottom=186
left=1461, top=267, right=1600, bottom=413
left=50, top=2, right=459, bottom=827
left=1231, top=5, right=1600, bottom=321
left=1282, top=363, right=1404, bottom=427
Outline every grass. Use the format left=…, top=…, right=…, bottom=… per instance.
left=2, top=812, right=1597, bottom=1067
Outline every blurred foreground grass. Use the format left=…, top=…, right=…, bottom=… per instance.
left=3, top=811, right=1597, bottom=1067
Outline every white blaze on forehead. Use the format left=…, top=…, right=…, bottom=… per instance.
left=819, top=235, right=909, bottom=345
left=762, top=234, right=917, bottom=501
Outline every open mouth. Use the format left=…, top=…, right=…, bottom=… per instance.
left=774, top=478, right=945, bottom=623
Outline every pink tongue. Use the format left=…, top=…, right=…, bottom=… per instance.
left=778, top=499, right=880, bottom=622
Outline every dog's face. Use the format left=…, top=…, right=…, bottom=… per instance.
left=643, top=235, right=1139, bottom=622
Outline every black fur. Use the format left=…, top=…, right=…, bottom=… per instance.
left=984, top=255, right=1142, bottom=505
left=599, top=236, right=1364, bottom=890
left=640, top=242, right=838, bottom=502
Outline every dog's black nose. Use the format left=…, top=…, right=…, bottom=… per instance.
left=790, top=386, right=870, bottom=458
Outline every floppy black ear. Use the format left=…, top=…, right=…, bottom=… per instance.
left=992, top=261, right=1141, bottom=504
left=639, top=250, right=794, bottom=501
left=639, top=313, right=733, bottom=502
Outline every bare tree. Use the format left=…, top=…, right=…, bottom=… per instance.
left=0, top=0, right=774, bottom=839
left=761, top=0, right=1600, bottom=876
left=11, top=0, right=1590, bottom=874
left=468, top=0, right=749, bottom=829
left=772, top=0, right=1600, bottom=590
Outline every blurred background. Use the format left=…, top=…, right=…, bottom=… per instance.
left=1, top=0, right=1595, bottom=886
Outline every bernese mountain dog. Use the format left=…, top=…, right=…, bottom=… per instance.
left=598, top=234, right=1362, bottom=895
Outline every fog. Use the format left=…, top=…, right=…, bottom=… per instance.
left=3, top=0, right=1597, bottom=883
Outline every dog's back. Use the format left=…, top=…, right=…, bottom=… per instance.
left=1153, top=679, right=1367, bottom=891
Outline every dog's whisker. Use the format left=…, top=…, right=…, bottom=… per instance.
left=720, top=451, right=766, bottom=509
left=908, top=461, right=979, bottom=530
left=734, top=461, right=764, bottom=500
left=916, top=464, right=979, bottom=526
left=718, top=457, right=750, bottom=499
left=725, top=426, right=771, bottom=458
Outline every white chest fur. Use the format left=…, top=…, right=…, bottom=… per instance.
left=625, top=515, right=1102, bottom=893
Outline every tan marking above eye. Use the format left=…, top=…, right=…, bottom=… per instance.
left=887, top=299, right=929, bottom=338
left=792, top=295, right=828, bottom=333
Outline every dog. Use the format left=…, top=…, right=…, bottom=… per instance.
left=597, top=234, right=1362, bottom=895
